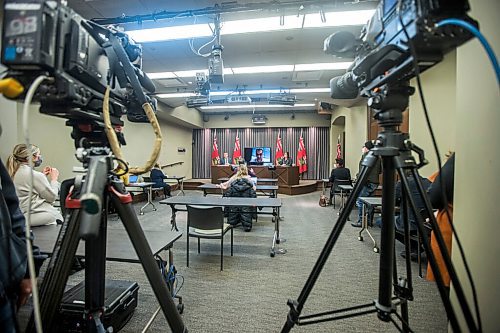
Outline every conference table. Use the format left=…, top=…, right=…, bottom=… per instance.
left=218, top=177, right=278, bottom=185
left=126, top=182, right=156, bottom=215
left=32, top=224, right=183, bottom=263
left=160, top=196, right=285, bottom=257
left=357, top=196, right=382, bottom=253
left=197, top=183, right=279, bottom=198
left=164, top=176, right=185, bottom=196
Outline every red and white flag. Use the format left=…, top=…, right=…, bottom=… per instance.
left=233, top=132, right=242, bottom=164
left=211, top=133, right=220, bottom=165
left=275, top=132, right=284, bottom=165
left=297, top=132, right=308, bottom=174
left=336, top=134, right=342, bottom=160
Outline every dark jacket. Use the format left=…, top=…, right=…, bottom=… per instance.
left=150, top=168, right=171, bottom=192
left=358, top=152, right=382, bottom=185
left=395, top=175, right=432, bottom=231
left=224, top=178, right=257, bottom=230
left=0, top=159, right=43, bottom=302
left=282, top=158, right=293, bottom=166
left=428, top=153, right=455, bottom=209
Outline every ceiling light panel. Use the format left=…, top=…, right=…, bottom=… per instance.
left=127, top=10, right=375, bottom=43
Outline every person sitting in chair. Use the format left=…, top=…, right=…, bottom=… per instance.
left=217, top=164, right=256, bottom=231
left=329, top=158, right=351, bottom=204
left=150, top=163, right=172, bottom=197
left=281, top=152, right=294, bottom=166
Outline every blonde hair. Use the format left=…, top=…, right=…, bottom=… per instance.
left=6, top=143, right=40, bottom=177
left=233, top=164, right=249, bottom=179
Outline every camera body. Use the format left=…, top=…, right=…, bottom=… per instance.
left=1, top=0, right=155, bottom=124
left=325, top=0, right=478, bottom=99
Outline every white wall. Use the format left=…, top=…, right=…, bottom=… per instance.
left=330, top=105, right=368, bottom=174
left=408, top=51, right=457, bottom=177
left=452, top=0, right=500, bottom=331
left=204, top=112, right=331, bottom=128
left=0, top=102, right=193, bottom=181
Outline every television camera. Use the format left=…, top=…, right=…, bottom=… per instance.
left=324, top=0, right=478, bottom=100
left=283, top=1, right=482, bottom=332
left=1, top=0, right=157, bottom=134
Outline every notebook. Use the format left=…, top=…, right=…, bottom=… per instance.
left=128, top=175, right=138, bottom=183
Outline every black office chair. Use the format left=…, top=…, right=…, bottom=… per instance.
left=330, top=179, right=352, bottom=209
left=187, top=205, right=233, bottom=271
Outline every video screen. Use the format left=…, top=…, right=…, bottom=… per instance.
left=245, top=147, right=271, bottom=165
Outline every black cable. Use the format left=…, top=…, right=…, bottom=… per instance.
left=397, top=2, right=482, bottom=332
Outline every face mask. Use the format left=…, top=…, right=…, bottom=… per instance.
left=34, top=156, right=43, bottom=167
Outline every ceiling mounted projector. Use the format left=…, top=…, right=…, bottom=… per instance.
left=252, top=114, right=267, bottom=125
left=227, top=95, right=252, bottom=104
left=268, top=93, right=296, bottom=106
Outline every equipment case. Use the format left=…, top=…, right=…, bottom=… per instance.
left=57, top=279, right=139, bottom=332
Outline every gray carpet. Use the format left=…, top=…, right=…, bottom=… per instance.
left=38, top=191, right=448, bottom=332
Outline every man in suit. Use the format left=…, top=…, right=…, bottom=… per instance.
left=220, top=152, right=231, bottom=165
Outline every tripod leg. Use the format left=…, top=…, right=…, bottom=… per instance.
left=26, top=208, right=83, bottom=332
left=111, top=190, right=186, bottom=333
left=282, top=153, right=378, bottom=332
left=406, top=169, right=477, bottom=332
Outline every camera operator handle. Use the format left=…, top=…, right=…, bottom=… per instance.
left=102, top=87, right=162, bottom=175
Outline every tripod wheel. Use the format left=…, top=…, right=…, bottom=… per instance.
left=177, top=303, right=184, bottom=314
left=358, top=236, right=364, bottom=241
left=373, top=247, right=379, bottom=253
left=270, top=251, right=275, bottom=257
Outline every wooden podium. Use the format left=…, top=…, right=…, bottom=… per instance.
left=210, top=165, right=299, bottom=186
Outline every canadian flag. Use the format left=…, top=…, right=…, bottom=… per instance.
left=296, top=132, right=308, bottom=174
left=275, top=132, right=284, bottom=165
left=211, top=134, right=220, bottom=166
left=233, top=132, right=242, bottom=164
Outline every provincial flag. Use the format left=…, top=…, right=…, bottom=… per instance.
left=336, top=134, right=342, bottom=160
left=297, top=132, right=308, bottom=174
left=211, top=134, right=220, bottom=165
left=233, top=132, right=242, bottom=163
left=275, top=132, right=284, bottom=165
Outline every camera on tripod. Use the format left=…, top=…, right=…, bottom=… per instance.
left=1, top=0, right=157, bottom=124
left=324, top=0, right=478, bottom=100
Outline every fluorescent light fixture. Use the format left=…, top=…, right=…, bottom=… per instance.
left=294, top=62, right=351, bottom=71
left=156, top=92, right=195, bottom=98
left=199, top=103, right=315, bottom=110
left=127, top=9, right=375, bottom=43
left=232, top=65, right=294, bottom=74
left=127, top=23, right=212, bottom=43
left=156, top=88, right=330, bottom=99
left=148, top=72, right=177, bottom=79
left=148, top=62, right=351, bottom=79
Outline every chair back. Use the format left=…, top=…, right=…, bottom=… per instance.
left=333, top=178, right=352, bottom=192
left=187, top=205, right=224, bottom=230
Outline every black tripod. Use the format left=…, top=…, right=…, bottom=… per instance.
left=282, top=84, right=479, bottom=332
left=26, top=146, right=186, bottom=332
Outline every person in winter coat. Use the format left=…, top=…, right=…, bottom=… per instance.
left=217, top=164, right=257, bottom=231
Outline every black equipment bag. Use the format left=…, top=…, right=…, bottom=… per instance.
left=57, top=279, right=139, bottom=332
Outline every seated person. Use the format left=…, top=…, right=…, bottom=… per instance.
left=7, top=144, right=63, bottom=226
left=217, top=164, right=256, bottom=231
left=150, top=163, right=172, bottom=197
left=281, top=152, right=294, bottom=166
left=220, top=152, right=231, bottom=165
left=328, top=158, right=351, bottom=204
left=375, top=172, right=432, bottom=260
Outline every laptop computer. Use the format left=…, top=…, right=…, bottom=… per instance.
left=128, top=175, right=138, bottom=183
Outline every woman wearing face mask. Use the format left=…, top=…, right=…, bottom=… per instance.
left=6, top=143, right=63, bottom=226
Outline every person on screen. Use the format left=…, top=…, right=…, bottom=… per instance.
left=281, top=152, right=293, bottom=166
left=251, top=148, right=264, bottom=163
